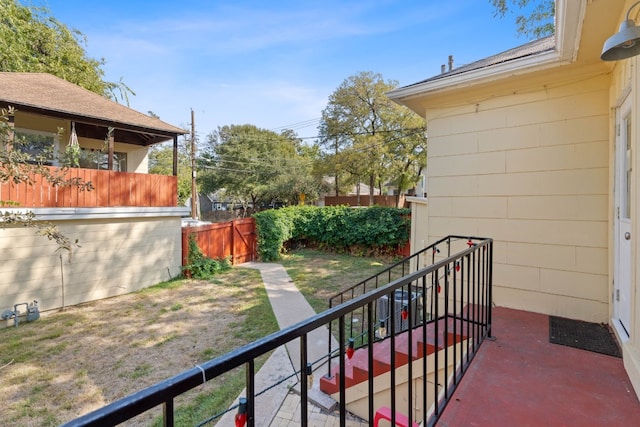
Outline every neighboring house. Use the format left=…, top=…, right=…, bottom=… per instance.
left=388, top=0, right=640, bottom=398
left=0, top=72, right=189, bottom=316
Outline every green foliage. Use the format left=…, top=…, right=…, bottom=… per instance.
left=148, top=141, right=192, bottom=205
left=253, top=208, right=296, bottom=261
left=182, top=234, right=232, bottom=279
left=0, top=0, right=133, bottom=102
left=490, top=0, right=555, bottom=39
left=253, top=205, right=410, bottom=261
left=63, top=144, right=80, bottom=168
left=198, top=124, right=324, bottom=208
left=317, top=71, right=427, bottom=203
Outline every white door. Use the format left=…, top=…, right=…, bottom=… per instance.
left=615, top=96, right=633, bottom=337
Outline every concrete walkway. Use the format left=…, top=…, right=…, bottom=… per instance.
left=217, top=262, right=356, bottom=427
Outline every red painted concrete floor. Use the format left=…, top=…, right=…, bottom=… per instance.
left=437, top=307, right=640, bottom=427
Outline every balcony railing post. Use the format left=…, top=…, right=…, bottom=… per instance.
left=246, top=360, right=255, bottom=427
left=367, top=301, right=375, bottom=424
left=163, top=398, right=174, bottom=427
left=434, top=266, right=440, bottom=418
left=338, top=315, right=347, bottom=427
left=488, top=241, right=494, bottom=337
left=300, top=334, right=309, bottom=426
left=327, top=299, right=333, bottom=379
left=389, top=288, right=397, bottom=424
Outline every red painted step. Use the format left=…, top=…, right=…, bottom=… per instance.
left=320, top=318, right=468, bottom=395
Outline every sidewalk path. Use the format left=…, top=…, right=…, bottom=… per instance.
left=217, top=262, right=339, bottom=427
left=243, top=262, right=337, bottom=372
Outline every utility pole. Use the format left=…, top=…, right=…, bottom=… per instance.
left=190, top=108, right=198, bottom=220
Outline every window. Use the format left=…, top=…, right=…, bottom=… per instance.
left=13, top=129, right=60, bottom=166
left=78, top=148, right=127, bottom=171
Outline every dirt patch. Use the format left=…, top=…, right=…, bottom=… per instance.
left=0, top=268, right=267, bottom=426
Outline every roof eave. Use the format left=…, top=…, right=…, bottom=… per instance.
left=387, top=49, right=568, bottom=102
left=388, top=0, right=585, bottom=103
left=2, top=101, right=187, bottom=138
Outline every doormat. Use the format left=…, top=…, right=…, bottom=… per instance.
left=549, top=316, right=621, bottom=358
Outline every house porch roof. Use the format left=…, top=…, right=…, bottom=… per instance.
left=0, top=72, right=187, bottom=146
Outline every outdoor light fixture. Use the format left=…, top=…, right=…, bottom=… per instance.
left=401, top=305, right=409, bottom=321
left=234, top=397, right=247, bottom=427
left=346, top=338, right=355, bottom=360
left=602, top=1, right=640, bottom=61
left=306, top=362, right=314, bottom=390
left=378, top=319, right=387, bottom=339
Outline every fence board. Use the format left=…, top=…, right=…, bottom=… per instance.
left=1, top=166, right=178, bottom=208
left=182, top=218, right=256, bottom=268
left=0, top=167, right=178, bottom=208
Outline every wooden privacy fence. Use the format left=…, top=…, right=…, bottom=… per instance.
left=182, top=218, right=257, bottom=266
left=0, top=166, right=177, bottom=208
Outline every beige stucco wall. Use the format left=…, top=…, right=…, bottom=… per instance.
left=424, top=74, right=610, bottom=323
left=0, top=217, right=182, bottom=315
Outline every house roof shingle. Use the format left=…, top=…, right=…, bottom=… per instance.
left=402, top=35, right=556, bottom=89
left=0, top=72, right=186, bottom=144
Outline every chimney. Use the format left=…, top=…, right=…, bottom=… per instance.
left=448, top=55, right=454, bottom=71
left=441, top=64, right=446, bottom=74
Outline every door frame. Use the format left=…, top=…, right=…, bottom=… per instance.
left=614, top=93, right=633, bottom=340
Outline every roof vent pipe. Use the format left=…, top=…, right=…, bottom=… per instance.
left=448, top=55, right=454, bottom=71
left=441, top=64, right=446, bottom=74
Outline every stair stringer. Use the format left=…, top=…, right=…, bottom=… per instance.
left=330, top=338, right=471, bottom=423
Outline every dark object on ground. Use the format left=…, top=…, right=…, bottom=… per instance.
left=549, top=316, right=621, bottom=358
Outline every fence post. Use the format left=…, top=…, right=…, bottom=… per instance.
left=231, top=219, right=236, bottom=265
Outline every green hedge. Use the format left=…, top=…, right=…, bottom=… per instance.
left=253, top=205, right=410, bottom=261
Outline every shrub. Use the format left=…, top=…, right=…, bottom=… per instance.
left=253, top=208, right=296, bottom=261
left=253, top=205, right=410, bottom=260
left=182, top=234, right=232, bottom=279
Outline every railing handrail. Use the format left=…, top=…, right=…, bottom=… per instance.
left=61, top=236, right=493, bottom=427
left=328, top=235, right=480, bottom=307
left=326, top=234, right=488, bottom=375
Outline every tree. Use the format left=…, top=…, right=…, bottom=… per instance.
left=199, top=124, right=323, bottom=209
left=317, top=71, right=427, bottom=206
left=490, top=0, right=555, bottom=39
left=0, top=0, right=133, bottom=102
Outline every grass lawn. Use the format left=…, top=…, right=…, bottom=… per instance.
left=0, top=268, right=276, bottom=427
left=280, top=249, right=396, bottom=313
left=0, top=250, right=392, bottom=426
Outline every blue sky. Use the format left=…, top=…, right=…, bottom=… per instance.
left=41, top=0, right=534, bottom=139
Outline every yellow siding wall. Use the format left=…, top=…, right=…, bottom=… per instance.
left=425, top=74, right=610, bottom=322
left=409, top=197, right=429, bottom=269
left=0, top=217, right=182, bottom=314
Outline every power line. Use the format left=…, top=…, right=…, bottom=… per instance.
left=211, top=126, right=425, bottom=144
left=202, top=155, right=310, bottom=166
left=270, top=118, right=321, bottom=132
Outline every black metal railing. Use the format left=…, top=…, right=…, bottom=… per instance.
left=61, top=235, right=492, bottom=427
left=327, top=235, right=478, bottom=369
